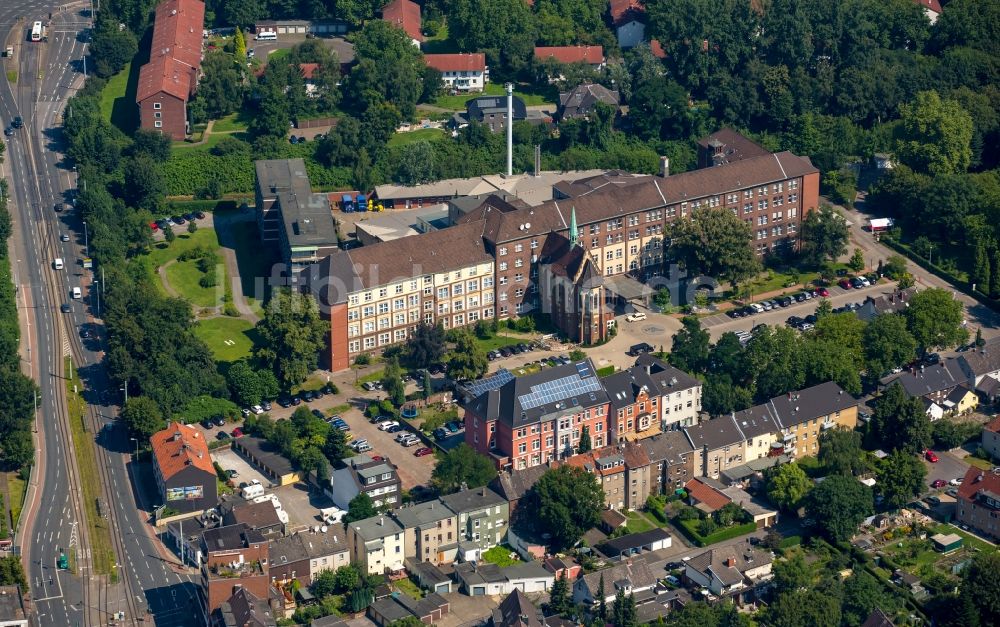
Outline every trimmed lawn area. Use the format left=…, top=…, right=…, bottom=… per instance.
left=7, top=473, right=25, bottom=530
left=192, top=317, right=257, bottom=364
left=965, top=455, right=993, bottom=471
left=933, top=524, right=996, bottom=552
left=149, top=228, right=222, bottom=268
left=212, top=111, right=252, bottom=133
left=394, top=577, right=425, bottom=599
left=389, top=127, right=447, bottom=147
left=164, top=257, right=225, bottom=308
left=474, top=334, right=523, bottom=353
left=173, top=130, right=249, bottom=151
left=625, top=511, right=656, bottom=534
left=98, top=62, right=139, bottom=133
left=421, top=23, right=457, bottom=54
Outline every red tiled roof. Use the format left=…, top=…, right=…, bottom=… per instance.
left=299, top=62, right=319, bottom=80
left=136, top=0, right=205, bottom=102
left=610, top=0, right=645, bottom=25
left=685, top=478, right=731, bottom=511
left=424, top=53, right=487, bottom=73
left=534, top=46, right=604, bottom=65
left=986, top=416, right=1000, bottom=434
left=957, top=466, right=1000, bottom=502
left=151, top=422, right=214, bottom=480
left=650, top=39, right=666, bottom=59
left=382, top=0, right=423, bottom=42
left=914, top=0, right=942, bottom=13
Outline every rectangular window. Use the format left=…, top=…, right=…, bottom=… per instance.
left=154, top=121, right=162, bottom=128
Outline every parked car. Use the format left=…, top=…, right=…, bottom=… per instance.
left=200, top=419, right=214, bottom=430
left=400, top=436, right=420, bottom=447
left=214, top=417, right=227, bottom=427
left=261, top=400, right=272, bottom=412
left=291, top=396, right=302, bottom=406
left=626, top=312, right=647, bottom=322
left=414, top=447, right=433, bottom=457
left=850, top=277, right=865, bottom=289
left=838, top=278, right=852, bottom=290
left=277, top=397, right=292, bottom=408
left=378, top=420, right=399, bottom=431
left=312, top=409, right=325, bottom=420
left=817, top=287, right=830, bottom=297
left=777, top=296, right=792, bottom=307
left=251, top=405, right=264, bottom=415
left=949, top=477, right=963, bottom=486
left=925, top=450, right=939, bottom=463
left=931, top=479, right=947, bottom=488
left=445, top=421, right=462, bottom=433
left=433, top=428, right=449, bottom=440
left=216, top=431, right=231, bottom=440
left=231, top=428, right=244, bottom=438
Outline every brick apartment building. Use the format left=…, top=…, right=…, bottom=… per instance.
left=302, top=132, right=819, bottom=370
left=201, top=524, right=269, bottom=623
left=150, top=422, right=217, bottom=514
left=136, top=0, right=204, bottom=139
left=464, top=358, right=612, bottom=470
left=956, top=466, right=1000, bottom=541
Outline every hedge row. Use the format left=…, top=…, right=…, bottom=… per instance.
left=675, top=518, right=758, bottom=547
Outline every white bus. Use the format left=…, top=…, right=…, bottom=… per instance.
left=30, top=21, right=43, bottom=42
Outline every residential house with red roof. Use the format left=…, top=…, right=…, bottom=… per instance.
left=956, top=466, right=1000, bottom=541
left=534, top=46, right=605, bottom=70
left=136, top=0, right=205, bottom=140
left=424, top=53, right=489, bottom=92
left=913, top=0, right=942, bottom=24
left=151, top=422, right=217, bottom=514
left=981, top=416, right=1000, bottom=461
left=381, top=0, right=423, bottom=47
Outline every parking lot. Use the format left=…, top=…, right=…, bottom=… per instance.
left=271, top=482, right=335, bottom=530
left=338, top=406, right=437, bottom=490
left=211, top=446, right=272, bottom=488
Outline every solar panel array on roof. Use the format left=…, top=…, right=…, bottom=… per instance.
left=576, top=362, right=594, bottom=378
left=463, top=368, right=515, bottom=398
left=518, top=371, right=603, bottom=410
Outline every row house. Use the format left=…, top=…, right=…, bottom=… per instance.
left=464, top=358, right=612, bottom=470
left=201, top=524, right=269, bottom=623
left=956, top=466, right=1000, bottom=542
left=347, top=515, right=405, bottom=575
left=686, top=381, right=859, bottom=478
left=424, top=53, right=488, bottom=91
left=640, top=431, right=696, bottom=494
left=889, top=361, right=978, bottom=420
left=439, top=487, right=509, bottom=561
left=604, top=355, right=702, bottom=437
left=394, top=500, right=458, bottom=566
left=268, top=526, right=349, bottom=586
left=563, top=441, right=651, bottom=511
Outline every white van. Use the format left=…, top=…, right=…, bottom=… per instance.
left=71, top=286, right=81, bottom=299
left=241, top=484, right=265, bottom=500
left=255, top=31, right=277, bottom=41
left=53, top=258, right=64, bottom=270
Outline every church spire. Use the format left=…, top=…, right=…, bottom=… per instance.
left=569, top=206, right=578, bottom=247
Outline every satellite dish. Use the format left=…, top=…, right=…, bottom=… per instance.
left=525, top=222, right=531, bottom=229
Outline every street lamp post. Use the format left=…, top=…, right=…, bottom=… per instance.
left=120, top=385, right=127, bottom=405
left=93, top=279, right=99, bottom=317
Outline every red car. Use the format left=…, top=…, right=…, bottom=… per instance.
left=414, top=447, right=433, bottom=457
left=231, top=427, right=244, bottom=438
left=817, top=287, right=830, bottom=297
left=838, top=278, right=852, bottom=290
left=149, top=221, right=159, bottom=231
left=925, top=450, right=939, bottom=463
left=931, top=479, right=947, bottom=488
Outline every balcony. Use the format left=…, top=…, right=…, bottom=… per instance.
left=207, top=560, right=265, bottom=579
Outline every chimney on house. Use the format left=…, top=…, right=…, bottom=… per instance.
left=725, top=557, right=736, bottom=567
left=659, top=156, right=670, bottom=178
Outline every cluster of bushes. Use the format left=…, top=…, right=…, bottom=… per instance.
left=675, top=502, right=757, bottom=546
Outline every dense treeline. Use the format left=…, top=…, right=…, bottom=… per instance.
left=0, top=180, right=40, bottom=471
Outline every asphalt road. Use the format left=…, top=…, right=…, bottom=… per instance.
left=0, top=4, right=89, bottom=626
left=2, top=4, right=201, bottom=625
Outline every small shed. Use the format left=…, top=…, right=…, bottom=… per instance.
left=931, top=533, right=963, bottom=553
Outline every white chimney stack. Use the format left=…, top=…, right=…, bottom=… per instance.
left=505, top=82, right=514, bottom=177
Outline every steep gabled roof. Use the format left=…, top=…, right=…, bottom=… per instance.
left=381, top=0, right=423, bottom=42
left=609, top=0, right=646, bottom=26
left=767, top=381, right=858, bottom=429
left=136, top=0, right=205, bottom=103
left=150, top=422, right=214, bottom=480
left=534, top=46, right=604, bottom=65
left=425, top=53, right=487, bottom=73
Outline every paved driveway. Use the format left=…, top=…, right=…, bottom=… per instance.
left=211, top=446, right=272, bottom=488
left=923, top=449, right=970, bottom=489
left=272, top=482, right=334, bottom=529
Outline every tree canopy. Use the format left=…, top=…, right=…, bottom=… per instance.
left=431, top=444, right=496, bottom=494
left=805, top=474, right=874, bottom=543
left=668, top=207, right=762, bottom=286
left=254, top=289, right=329, bottom=389
left=520, top=465, right=604, bottom=551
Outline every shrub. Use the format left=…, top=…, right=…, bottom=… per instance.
left=199, top=273, right=217, bottom=288
left=223, top=303, right=240, bottom=317
left=354, top=353, right=371, bottom=366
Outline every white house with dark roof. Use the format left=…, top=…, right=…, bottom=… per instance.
left=573, top=560, right=656, bottom=605
left=347, top=515, right=405, bottom=575
left=683, top=543, right=773, bottom=600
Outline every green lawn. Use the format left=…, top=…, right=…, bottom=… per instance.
left=193, top=317, right=257, bottom=364
left=212, top=111, right=252, bottom=133
left=389, top=127, right=447, bottom=147
left=933, top=524, right=996, bottom=553
left=98, top=62, right=139, bottom=133
left=474, top=334, right=523, bottom=353
left=164, top=257, right=225, bottom=308
left=7, top=473, right=26, bottom=531
left=394, top=577, right=425, bottom=599
left=149, top=228, right=221, bottom=266
left=421, top=23, right=457, bottom=54
left=625, top=511, right=656, bottom=534
left=482, top=545, right=521, bottom=568
left=173, top=130, right=249, bottom=151
left=431, top=82, right=555, bottom=111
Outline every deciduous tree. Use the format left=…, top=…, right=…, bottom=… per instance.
left=446, top=331, right=487, bottom=381
left=765, top=462, right=812, bottom=511
left=871, top=382, right=932, bottom=455
left=903, top=287, right=969, bottom=353
left=344, top=492, right=377, bottom=524
left=863, top=314, right=917, bottom=381
left=876, top=451, right=927, bottom=509
left=819, top=428, right=867, bottom=476
left=896, top=90, right=974, bottom=176
left=122, top=396, right=165, bottom=441
left=961, top=551, right=1000, bottom=626
left=521, top=465, right=604, bottom=551
left=669, top=316, right=710, bottom=374
left=804, top=474, right=874, bottom=543
left=800, top=205, right=849, bottom=268
left=254, top=289, right=329, bottom=388
left=431, top=444, right=496, bottom=494
left=668, top=207, right=761, bottom=286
